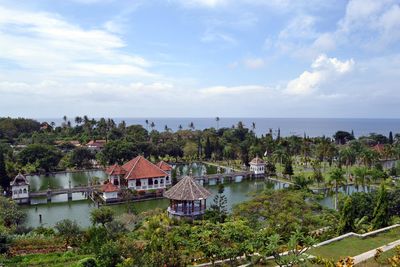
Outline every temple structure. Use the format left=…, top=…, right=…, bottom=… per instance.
left=10, top=173, right=30, bottom=204
left=101, top=182, right=119, bottom=202
left=249, top=156, right=266, bottom=177
left=105, top=156, right=172, bottom=191
left=164, top=176, right=212, bottom=219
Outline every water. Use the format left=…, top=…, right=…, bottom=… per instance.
left=27, top=170, right=107, bottom=192
left=24, top=180, right=265, bottom=228
left=22, top=167, right=368, bottom=228
left=39, top=117, right=400, bottom=137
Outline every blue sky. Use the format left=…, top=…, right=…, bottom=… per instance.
left=0, top=0, right=399, bottom=118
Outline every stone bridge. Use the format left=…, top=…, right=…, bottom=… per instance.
left=29, top=185, right=101, bottom=202
left=188, top=171, right=255, bottom=185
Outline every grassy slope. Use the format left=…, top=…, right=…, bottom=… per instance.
left=0, top=252, right=93, bottom=267
left=309, top=228, right=400, bottom=262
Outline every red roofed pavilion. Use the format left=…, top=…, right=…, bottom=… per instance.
left=101, top=182, right=119, bottom=201
left=105, top=156, right=172, bottom=191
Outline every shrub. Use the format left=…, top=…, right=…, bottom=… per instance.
left=78, top=257, right=98, bottom=267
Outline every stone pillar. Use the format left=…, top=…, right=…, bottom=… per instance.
left=46, top=190, right=52, bottom=203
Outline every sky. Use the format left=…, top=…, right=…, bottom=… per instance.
left=0, top=0, right=399, bottom=118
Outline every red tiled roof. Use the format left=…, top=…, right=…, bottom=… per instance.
left=102, top=183, right=119, bottom=192
left=122, top=156, right=168, bottom=180
left=105, top=164, right=127, bottom=175
left=87, top=140, right=106, bottom=147
left=373, top=144, right=385, bottom=153
left=156, top=161, right=173, bottom=171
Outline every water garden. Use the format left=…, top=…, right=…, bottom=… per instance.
left=2, top=117, right=400, bottom=266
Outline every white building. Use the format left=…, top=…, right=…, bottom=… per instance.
left=10, top=173, right=30, bottom=203
left=249, top=156, right=266, bottom=177
left=101, top=183, right=119, bottom=201
left=105, top=156, right=171, bottom=191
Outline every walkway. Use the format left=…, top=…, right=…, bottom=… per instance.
left=353, top=239, right=400, bottom=265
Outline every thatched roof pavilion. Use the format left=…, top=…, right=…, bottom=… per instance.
left=164, top=176, right=212, bottom=218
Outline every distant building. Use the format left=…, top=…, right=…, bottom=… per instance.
left=101, top=183, right=119, bottom=202
left=10, top=173, right=30, bottom=204
left=156, top=161, right=173, bottom=177
left=105, top=156, right=172, bottom=191
left=249, top=156, right=266, bottom=177
left=164, top=175, right=212, bottom=219
left=105, top=164, right=127, bottom=187
left=86, top=140, right=107, bottom=151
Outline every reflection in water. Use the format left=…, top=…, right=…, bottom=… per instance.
left=27, top=170, right=107, bottom=191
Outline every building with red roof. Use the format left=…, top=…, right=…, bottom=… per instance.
left=105, top=164, right=127, bottom=187
left=105, top=156, right=172, bottom=191
left=86, top=140, right=107, bottom=151
left=101, top=182, right=119, bottom=201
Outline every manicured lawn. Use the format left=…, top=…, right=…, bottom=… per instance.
left=309, top=228, right=400, bottom=262
left=0, top=252, right=94, bottom=267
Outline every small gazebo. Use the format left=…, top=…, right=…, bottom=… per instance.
left=163, top=176, right=212, bottom=218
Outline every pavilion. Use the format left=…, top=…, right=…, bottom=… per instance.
left=164, top=176, right=212, bottom=219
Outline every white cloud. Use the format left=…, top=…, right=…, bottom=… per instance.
left=173, top=0, right=227, bottom=8
left=0, top=6, right=153, bottom=79
left=336, top=0, right=400, bottom=49
left=285, top=54, right=354, bottom=95
left=199, top=85, right=268, bottom=96
left=201, top=30, right=237, bottom=45
left=243, top=57, right=265, bottom=69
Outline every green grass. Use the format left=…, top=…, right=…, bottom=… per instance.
left=309, top=227, right=400, bottom=262
left=0, top=251, right=94, bottom=267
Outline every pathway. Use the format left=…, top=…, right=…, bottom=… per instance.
left=353, top=239, right=400, bottom=265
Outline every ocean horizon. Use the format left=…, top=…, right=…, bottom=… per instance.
left=35, top=117, right=400, bottom=138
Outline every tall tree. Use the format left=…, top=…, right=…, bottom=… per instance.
left=372, top=183, right=390, bottom=229
left=215, top=117, right=220, bottom=130
left=0, top=151, right=9, bottom=190
left=389, top=131, right=394, bottom=144
left=329, top=167, right=346, bottom=210
left=338, top=197, right=355, bottom=233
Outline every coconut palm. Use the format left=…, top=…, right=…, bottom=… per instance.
left=328, top=167, right=346, bottom=210
left=150, top=121, right=155, bottom=131
left=353, top=166, right=369, bottom=192
left=215, top=117, right=220, bottom=130
left=359, top=148, right=379, bottom=168
left=189, top=122, right=195, bottom=130
left=74, top=116, right=82, bottom=125
left=339, top=146, right=356, bottom=184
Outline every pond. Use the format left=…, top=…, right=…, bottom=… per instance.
left=22, top=164, right=371, bottom=228
left=24, top=179, right=268, bottom=228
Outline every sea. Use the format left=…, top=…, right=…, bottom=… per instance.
left=38, top=118, right=400, bottom=138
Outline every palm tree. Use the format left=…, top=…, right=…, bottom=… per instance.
left=328, top=167, right=346, bottom=210
left=178, top=124, right=183, bottom=131
left=339, top=146, right=356, bottom=184
left=359, top=148, right=379, bottom=168
left=189, top=122, right=195, bottom=130
left=272, top=148, right=288, bottom=165
left=150, top=121, right=155, bottom=131
left=74, top=116, right=82, bottom=125
left=353, top=166, right=368, bottom=192
left=215, top=117, right=220, bottom=130
left=145, top=119, right=149, bottom=131
left=251, top=122, right=256, bottom=131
